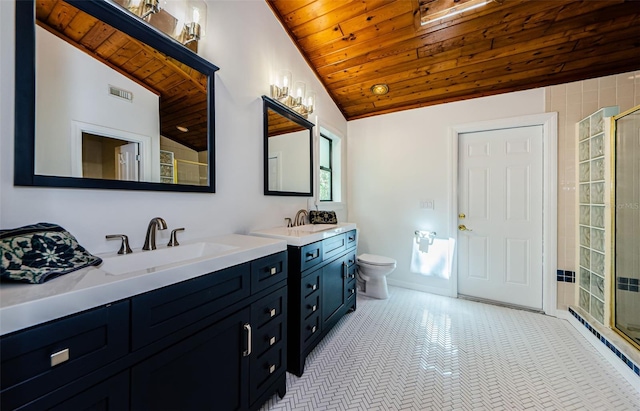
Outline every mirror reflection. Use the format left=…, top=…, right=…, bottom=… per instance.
left=263, top=96, right=313, bottom=196
left=23, top=0, right=214, bottom=189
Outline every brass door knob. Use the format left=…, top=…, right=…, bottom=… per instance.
left=458, top=213, right=466, bottom=219
left=458, top=224, right=473, bottom=231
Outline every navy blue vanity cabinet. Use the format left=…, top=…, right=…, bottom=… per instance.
left=0, top=251, right=287, bottom=411
left=129, top=251, right=288, bottom=411
left=287, top=229, right=357, bottom=377
left=0, top=301, right=130, bottom=411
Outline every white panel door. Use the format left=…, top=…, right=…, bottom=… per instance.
left=458, top=126, right=543, bottom=310
left=115, top=142, right=140, bottom=181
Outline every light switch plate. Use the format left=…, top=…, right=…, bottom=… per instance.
left=420, top=199, right=434, bottom=209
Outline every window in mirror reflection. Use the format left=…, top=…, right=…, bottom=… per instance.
left=319, top=134, right=333, bottom=201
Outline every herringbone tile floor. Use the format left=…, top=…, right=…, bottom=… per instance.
left=262, top=286, right=640, bottom=411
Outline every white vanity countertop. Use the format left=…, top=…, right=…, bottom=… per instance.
left=0, top=234, right=286, bottom=336
left=250, top=222, right=357, bottom=247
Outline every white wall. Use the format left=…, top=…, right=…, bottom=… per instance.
left=0, top=0, right=347, bottom=254
left=347, top=89, right=545, bottom=295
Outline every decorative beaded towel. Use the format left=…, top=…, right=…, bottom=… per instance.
left=309, top=210, right=338, bottom=224
left=1, top=222, right=102, bottom=284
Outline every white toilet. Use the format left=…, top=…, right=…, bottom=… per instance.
left=356, top=254, right=397, bottom=299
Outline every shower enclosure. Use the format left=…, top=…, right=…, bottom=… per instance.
left=612, top=104, right=640, bottom=350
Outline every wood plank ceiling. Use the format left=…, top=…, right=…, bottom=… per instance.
left=267, top=0, right=640, bottom=120
left=36, top=0, right=209, bottom=151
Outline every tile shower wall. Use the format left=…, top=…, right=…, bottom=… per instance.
left=577, top=107, right=618, bottom=324
left=546, top=71, right=640, bottom=310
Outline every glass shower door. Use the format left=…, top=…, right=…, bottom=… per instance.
left=613, top=104, right=640, bottom=349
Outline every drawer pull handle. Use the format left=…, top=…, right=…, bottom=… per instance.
left=311, top=325, right=317, bottom=333
left=350, top=288, right=356, bottom=295
left=242, top=323, right=252, bottom=357
left=269, top=364, right=276, bottom=374
left=348, top=260, right=354, bottom=265
left=348, top=236, right=355, bottom=241
left=306, top=251, right=318, bottom=258
left=309, top=284, right=317, bottom=291
left=269, top=308, right=277, bottom=317
left=270, top=336, right=277, bottom=346
left=51, top=348, right=69, bottom=367
left=270, top=267, right=277, bottom=275
left=311, top=304, right=317, bottom=312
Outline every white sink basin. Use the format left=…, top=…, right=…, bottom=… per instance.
left=288, top=224, right=338, bottom=233
left=100, top=242, right=238, bottom=276
left=250, top=222, right=357, bottom=247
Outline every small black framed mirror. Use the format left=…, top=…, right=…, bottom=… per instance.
left=262, top=96, right=313, bottom=197
left=263, top=96, right=314, bottom=196
left=15, top=0, right=219, bottom=192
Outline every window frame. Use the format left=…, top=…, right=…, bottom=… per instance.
left=319, top=133, right=333, bottom=202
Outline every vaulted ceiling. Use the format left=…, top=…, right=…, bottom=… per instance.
left=267, top=0, right=640, bottom=120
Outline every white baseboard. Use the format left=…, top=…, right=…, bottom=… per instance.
left=387, top=278, right=453, bottom=297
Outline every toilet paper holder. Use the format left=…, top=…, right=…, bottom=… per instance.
left=414, top=230, right=436, bottom=253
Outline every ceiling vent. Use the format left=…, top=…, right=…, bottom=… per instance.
left=108, top=85, right=133, bottom=102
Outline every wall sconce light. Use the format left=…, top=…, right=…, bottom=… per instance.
left=139, top=0, right=160, bottom=19
left=270, top=71, right=315, bottom=118
left=291, top=81, right=306, bottom=107
left=181, top=0, right=206, bottom=45
left=120, top=0, right=206, bottom=50
left=270, top=69, right=292, bottom=102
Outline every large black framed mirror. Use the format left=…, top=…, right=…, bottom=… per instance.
left=15, top=0, right=219, bottom=192
left=263, top=96, right=314, bottom=196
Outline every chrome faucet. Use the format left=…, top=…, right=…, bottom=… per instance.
left=143, top=217, right=167, bottom=251
left=293, top=209, right=308, bottom=227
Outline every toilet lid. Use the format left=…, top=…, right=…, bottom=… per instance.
left=357, top=253, right=396, bottom=266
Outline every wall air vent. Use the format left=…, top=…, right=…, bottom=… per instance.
left=108, top=85, right=133, bottom=102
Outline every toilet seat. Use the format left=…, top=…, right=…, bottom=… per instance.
left=357, top=254, right=396, bottom=266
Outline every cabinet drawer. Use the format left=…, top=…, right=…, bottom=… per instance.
left=251, top=251, right=287, bottom=293
left=131, top=263, right=250, bottom=350
left=302, top=312, right=321, bottom=344
left=346, top=230, right=358, bottom=249
left=253, top=319, right=284, bottom=358
left=344, top=250, right=357, bottom=267
left=302, top=271, right=320, bottom=298
left=15, top=371, right=130, bottom=411
left=252, top=286, right=286, bottom=329
left=344, top=278, right=357, bottom=302
left=0, top=301, right=129, bottom=409
left=302, top=292, right=320, bottom=320
left=322, top=234, right=346, bottom=261
left=300, top=242, right=323, bottom=272
left=250, top=345, right=284, bottom=403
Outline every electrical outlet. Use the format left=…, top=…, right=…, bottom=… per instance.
left=419, top=199, right=434, bottom=210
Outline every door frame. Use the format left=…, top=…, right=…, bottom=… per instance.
left=449, top=113, right=558, bottom=316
